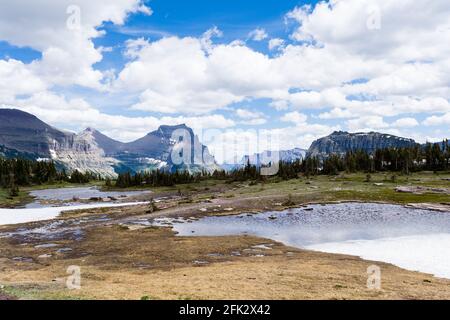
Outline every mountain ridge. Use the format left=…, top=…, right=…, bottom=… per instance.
left=0, top=109, right=220, bottom=177
left=307, top=131, right=418, bottom=158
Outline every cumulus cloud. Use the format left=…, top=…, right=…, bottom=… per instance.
left=0, top=0, right=152, bottom=90
left=1, top=0, right=450, bottom=157
left=248, top=28, right=268, bottom=41
left=280, top=111, right=308, bottom=124
left=268, top=38, right=285, bottom=50
left=3, top=94, right=235, bottom=142
left=235, top=108, right=267, bottom=125
left=392, top=117, right=420, bottom=128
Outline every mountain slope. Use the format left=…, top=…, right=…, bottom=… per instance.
left=0, top=109, right=220, bottom=177
left=118, top=124, right=219, bottom=173
left=82, top=128, right=124, bottom=155
left=0, top=109, right=70, bottom=156
left=307, top=131, right=418, bottom=158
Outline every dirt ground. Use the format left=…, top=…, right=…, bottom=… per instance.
left=1, top=173, right=450, bottom=300
left=1, top=216, right=450, bottom=300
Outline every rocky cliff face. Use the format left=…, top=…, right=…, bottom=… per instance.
left=0, top=109, right=220, bottom=177
left=307, top=131, right=418, bottom=158
left=0, top=108, right=70, bottom=156
left=113, top=124, right=220, bottom=174
left=50, top=128, right=121, bottom=178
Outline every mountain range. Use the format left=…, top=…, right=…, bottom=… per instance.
left=0, top=109, right=219, bottom=177
left=0, top=109, right=447, bottom=176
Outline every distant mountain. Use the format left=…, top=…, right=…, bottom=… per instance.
left=223, top=148, right=307, bottom=171
left=243, top=148, right=307, bottom=164
left=112, top=124, right=219, bottom=174
left=0, top=109, right=220, bottom=177
left=425, top=140, right=449, bottom=151
left=307, top=131, right=418, bottom=158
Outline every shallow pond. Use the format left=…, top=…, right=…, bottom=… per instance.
left=168, top=203, right=450, bottom=279
left=27, top=186, right=150, bottom=208
left=0, top=202, right=146, bottom=226
left=0, top=186, right=150, bottom=226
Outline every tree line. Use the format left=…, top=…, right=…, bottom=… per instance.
left=114, top=140, right=450, bottom=188
left=0, top=158, right=98, bottom=196
left=2, top=140, right=449, bottom=192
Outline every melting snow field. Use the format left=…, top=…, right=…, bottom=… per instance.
left=0, top=202, right=145, bottom=226
left=170, top=203, right=450, bottom=279
left=307, top=234, right=450, bottom=279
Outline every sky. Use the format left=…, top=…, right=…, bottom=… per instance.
left=0, top=0, right=450, bottom=163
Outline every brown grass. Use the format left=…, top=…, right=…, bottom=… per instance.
left=1, top=225, right=449, bottom=300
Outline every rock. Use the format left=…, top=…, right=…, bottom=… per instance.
left=12, top=257, right=33, bottom=262
left=405, top=203, right=450, bottom=212
left=34, top=243, right=59, bottom=249
left=252, top=244, right=273, bottom=250
left=307, top=131, right=417, bottom=158
left=396, top=186, right=450, bottom=195
left=119, top=224, right=148, bottom=231
left=374, top=183, right=384, bottom=186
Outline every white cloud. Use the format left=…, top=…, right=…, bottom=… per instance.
left=248, top=28, right=268, bottom=41
left=1, top=95, right=235, bottom=143
left=0, top=59, right=47, bottom=101
left=0, top=0, right=151, bottom=89
left=268, top=38, right=285, bottom=50
left=423, top=113, right=450, bottom=126
left=1, top=0, right=449, bottom=151
left=201, top=26, right=223, bottom=52
left=280, top=111, right=308, bottom=124
left=235, top=108, right=267, bottom=126
left=235, top=108, right=261, bottom=119
left=347, top=115, right=388, bottom=132
left=392, top=117, right=419, bottom=128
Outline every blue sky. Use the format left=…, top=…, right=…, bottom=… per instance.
left=0, top=0, right=449, bottom=162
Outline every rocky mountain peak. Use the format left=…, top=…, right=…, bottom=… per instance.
left=307, top=131, right=418, bottom=158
